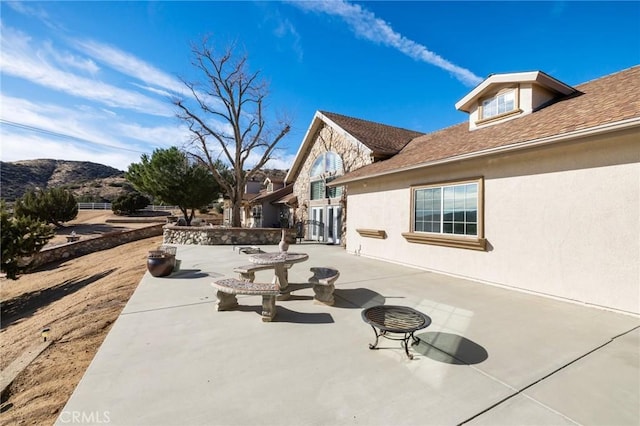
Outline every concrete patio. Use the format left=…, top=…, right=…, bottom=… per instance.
left=57, top=243, right=639, bottom=425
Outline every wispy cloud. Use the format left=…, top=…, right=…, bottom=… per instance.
left=274, top=17, right=304, bottom=61
left=290, top=0, right=482, bottom=87
left=0, top=131, right=138, bottom=172
left=72, top=39, right=187, bottom=96
left=0, top=94, right=182, bottom=170
left=115, top=122, right=188, bottom=147
left=44, top=40, right=100, bottom=74
left=5, top=1, right=64, bottom=31
left=0, top=25, right=173, bottom=116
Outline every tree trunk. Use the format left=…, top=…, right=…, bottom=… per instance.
left=231, top=198, right=242, bottom=227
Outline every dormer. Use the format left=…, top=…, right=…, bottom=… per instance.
left=263, top=177, right=284, bottom=193
left=455, top=71, right=577, bottom=130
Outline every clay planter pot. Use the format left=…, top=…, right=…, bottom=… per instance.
left=147, top=250, right=176, bottom=277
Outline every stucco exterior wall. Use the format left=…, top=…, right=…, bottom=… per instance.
left=345, top=130, right=639, bottom=314
left=468, top=84, right=558, bottom=130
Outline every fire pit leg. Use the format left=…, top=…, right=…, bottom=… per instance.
left=402, top=333, right=414, bottom=360
left=368, top=325, right=381, bottom=350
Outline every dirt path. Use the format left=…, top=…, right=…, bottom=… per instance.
left=0, top=211, right=164, bottom=425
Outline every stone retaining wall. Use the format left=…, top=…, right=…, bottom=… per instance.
left=30, top=225, right=296, bottom=270
left=163, top=226, right=296, bottom=246
left=31, top=224, right=165, bottom=269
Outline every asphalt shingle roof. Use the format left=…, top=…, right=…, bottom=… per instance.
left=320, top=111, right=424, bottom=156
left=332, top=66, right=640, bottom=184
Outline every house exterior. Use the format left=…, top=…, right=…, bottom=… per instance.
left=249, top=182, right=294, bottom=228
left=221, top=169, right=288, bottom=227
left=295, top=66, right=639, bottom=315
left=285, top=111, right=423, bottom=244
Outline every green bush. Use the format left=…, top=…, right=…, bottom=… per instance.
left=111, top=192, right=150, bottom=215
left=14, top=187, right=78, bottom=228
left=1, top=201, right=54, bottom=279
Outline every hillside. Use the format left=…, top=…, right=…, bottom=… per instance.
left=0, top=159, right=135, bottom=202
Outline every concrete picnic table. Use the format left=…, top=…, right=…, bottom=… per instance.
left=248, top=251, right=308, bottom=293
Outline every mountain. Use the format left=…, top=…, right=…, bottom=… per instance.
left=0, top=159, right=135, bottom=202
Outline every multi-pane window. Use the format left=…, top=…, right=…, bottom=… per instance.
left=414, top=182, right=478, bottom=236
left=310, top=151, right=344, bottom=200
left=310, top=181, right=326, bottom=200
left=252, top=206, right=262, bottom=220
left=482, top=90, right=516, bottom=120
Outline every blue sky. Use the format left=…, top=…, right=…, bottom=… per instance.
left=1, top=1, right=638, bottom=171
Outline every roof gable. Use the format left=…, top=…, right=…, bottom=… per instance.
left=320, top=111, right=424, bottom=156
left=285, top=110, right=423, bottom=183
left=250, top=184, right=293, bottom=204
left=455, top=71, right=576, bottom=113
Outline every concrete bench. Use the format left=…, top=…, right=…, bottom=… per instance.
left=233, top=263, right=292, bottom=283
left=66, top=235, right=80, bottom=242
left=309, top=267, right=340, bottom=305
left=212, top=278, right=280, bottom=322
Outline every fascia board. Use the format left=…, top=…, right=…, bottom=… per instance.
left=455, top=71, right=575, bottom=112
left=285, top=111, right=372, bottom=184
left=284, top=112, right=324, bottom=184
left=331, top=117, right=640, bottom=186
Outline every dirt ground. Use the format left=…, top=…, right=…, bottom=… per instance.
left=0, top=210, right=167, bottom=425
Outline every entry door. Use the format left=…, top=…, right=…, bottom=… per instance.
left=310, top=207, right=324, bottom=241
left=326, top=205, right=342, bottom=244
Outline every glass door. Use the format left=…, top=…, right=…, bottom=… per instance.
left=327, top=205, right=342, bottom=244
left=310, top=207, right=324, bottom=241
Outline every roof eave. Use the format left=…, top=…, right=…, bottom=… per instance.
left=284, top=111, right=325, bottom=184
left=329, top=117, right=640, bottom=187
left=455, top=71, right=576, bottom=113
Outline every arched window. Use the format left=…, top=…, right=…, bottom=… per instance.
left=309, top=152, right=344, bottom=200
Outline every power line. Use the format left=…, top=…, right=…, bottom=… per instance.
left=0, top=119, right=148, bottom=154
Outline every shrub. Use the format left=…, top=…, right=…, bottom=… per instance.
left=111, top=192, right=150, bottom=215
left=1, top=201, right=54, bottom=279
left=14, top=187, right=78, bottom=228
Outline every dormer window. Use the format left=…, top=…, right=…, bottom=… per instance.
left=456, top=71, right=576, bottom=131
left=480, top=88, right=518, bottom=120
left=481, top=89, right=516, bottom=120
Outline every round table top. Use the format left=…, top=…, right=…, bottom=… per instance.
left=249, top=252, right=309, bottom=265
left=361, top=305, right=431, bottom=334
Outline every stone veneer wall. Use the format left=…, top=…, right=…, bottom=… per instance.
left=292, top=124, right=373, bottom=245
left=31, top=224, right=165, bottom=269
left=163, top=226, right=296, bottom=246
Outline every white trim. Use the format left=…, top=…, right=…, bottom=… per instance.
left=284, top=111, right=324, bottom=184
left=332, top=117, right=640, bottom=186
left=284, top=111, right=371, bottom=184
left=456, top=71, right=575, bottom=112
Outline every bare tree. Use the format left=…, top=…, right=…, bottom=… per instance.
left=174, top=38, right=291, bottom=227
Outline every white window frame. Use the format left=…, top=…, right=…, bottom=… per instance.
left=309, top=151, right=344, bottom=201
left=479, top=88, right=519, bottom=122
